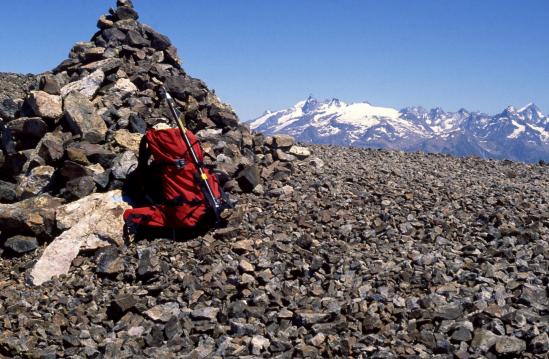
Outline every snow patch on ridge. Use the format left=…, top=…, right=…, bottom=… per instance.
left=507, top=120, right=525, bottom=139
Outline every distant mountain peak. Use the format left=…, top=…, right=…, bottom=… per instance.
left=518, top=102, right=544, bottom=120
left=328, top=98, right=343, bottom=107
left=302, top=96, right=320, bottom=112
left=519, top=102, right=538, bottom=111
left=249, top=96, right=549, bottom=163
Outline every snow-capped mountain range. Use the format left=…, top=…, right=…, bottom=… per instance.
left=249, top=96, right=549, bottom=163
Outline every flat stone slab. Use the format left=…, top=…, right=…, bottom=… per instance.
left=29, top=190, right=131, bottom=286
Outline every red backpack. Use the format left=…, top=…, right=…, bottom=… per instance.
left=123, top=127, right=225, bottom=229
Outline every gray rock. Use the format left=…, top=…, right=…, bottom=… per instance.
left=64, top=176, right=96, bottom=200
left=126, top=30, right=150, bottom=47
left=63, top=91, right=107, bottom=143
left=143, top=24, right=171, bottom=50
left=37, top=132, right=65, bottom=163
left=471, top=329, right=498, bottom=352
left=96, top=247, right=125, bottom=275
left=8, top=117, right=48, bottom=140
left=0, top=180, right=17, bottom=203
left=137, top=247, right=160, bottom=279
left=495, top=336, right=526, bottom=355
left=0, top=97, right=20, bottom=120
left=145, top=302, right=180, bottom=322
left=272, top=134, right=295, bottom=149
left=451, top=326, right=472, bottom=342
left=114, top=6, right=138, bottom=21
left=530, top=333, right=549, bottom=354
left=236, top=165, right=260, bottom=192
left=111, top=151, right=138, bottom=180
left=288, top=145, right=311, bottom=159
left=250, top=335, right=270, bottom=355
left=39, top=74, right=61, bottom=95
left=4, top=235, right=38, bottom=254
left=191, top=307, right=219, bottom=321
left=16, top=165, right=55, bottom=200
left=274, top=149, right=297, bottom=162
left=111, top=294, right=137, bottom=314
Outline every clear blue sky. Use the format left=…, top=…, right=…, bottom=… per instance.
left=0, top=1, right=547, bottom=120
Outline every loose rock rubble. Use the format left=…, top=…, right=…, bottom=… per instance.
left=1, top=1, right=549, bottom=358
left=0, top=145, right=548, bottom=357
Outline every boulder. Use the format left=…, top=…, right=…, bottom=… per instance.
left=274, top=149, right=297, bottom=162
left=60, top=69, right=104, bottom=98
left=471, top=329, right=498, bottom=352
left=0, top=194, right=63, bottom=239
left=4, top=235, right=38, bottom=255
left=64, top=176, right=96, bottom=200
left=63, top=91, right=107, bottom=143
left=29, top=190, right=131, bottom=285
left=107, top=78, right=138, bottom=98
left=289, top=145, right=311, bottom=159
left=145, top=302, right=180, bottom=322
left=79, top=47, right=105, bottom=62
left=495, top=337, right=526, bottom=355
left=0, top=180, right=17, bottom=203
left=273, top=134, right=295, bottom=149
left=15, top=165, right=55, bottom=200
left=114, top=6, right=138, bottom=21
left=126, top=30, right=150, bottom=47
left=95, top=247, right=126, bottom=275
left=111, top=151, right=138, bottom=180
left=0, top=97, right=20, bottom=120
left=39, top=74, right=61, bottom=95
left=37, top=132, right=65, bottom=163
left=142, top=24, right=171, bottom=50
left=97, top=14, right=113, bottom=29
left=6, top=117, right=47, bottom=149
left=112, top=129, right=142, bottom=152
left=81, top=58, right=121, bottom=72
left=236, top=165, right=261, bottom=193
left=19, top=117, right=48, bottom=139
left=26, top=91, right=63, bottom=120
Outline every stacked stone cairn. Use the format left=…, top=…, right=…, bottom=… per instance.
left=0, top=0, right=308, bottom=255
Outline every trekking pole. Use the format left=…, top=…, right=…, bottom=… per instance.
left=161, top=87, right=222, bottom=224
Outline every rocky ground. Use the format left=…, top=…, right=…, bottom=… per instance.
left=0, top=73, right=38, bottom=122
left=0, top=73, right=38, bottom=101
left=0, top=144, right=548, bottom=358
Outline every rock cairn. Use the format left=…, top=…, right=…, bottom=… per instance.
left=0, top=0, right=306, bottom=244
